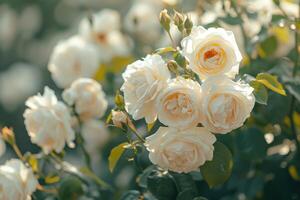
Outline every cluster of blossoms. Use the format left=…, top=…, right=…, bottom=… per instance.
left=120, top=25, right=255, bottom=173
left=23, top=78, right=109, bottom=156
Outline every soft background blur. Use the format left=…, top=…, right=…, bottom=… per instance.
left=1, top=0, right=300, bottom=199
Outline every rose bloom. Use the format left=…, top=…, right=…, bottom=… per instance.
left=48, top=35, right=100, bottom=88
left=0, top=159, right=38, bottom=200
left=121, top=54, right=171, bottom=123
left=201, top=75, right=255, bottom=134
left=62, top=78, right=108, bottom=120
left=181, top=26, right=242, bottom=80
left=81, top=119, right=109, bottom=155
left=79, top=9, right=131, bottom=62
left=124, top=2, right=161, bottom=44
left=24, top=87, right=75, bottom=154
left=156, top=77, right=202, bottom=129
left=146, top=127, right=216, bottom=173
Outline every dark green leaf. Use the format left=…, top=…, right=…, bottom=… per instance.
left=58, top=176, right=84, bottom=200
left=120, top=190, right=142, bottom=200
left=147, top=170, right=178, bottom=200
left=200, top=142, right=233, bottom=188
left=176, top=189, right=198, bottom=200
left=219, top=16, right=243, bottom=25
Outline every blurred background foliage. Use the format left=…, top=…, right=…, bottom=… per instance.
left=1, top=0, right=300, bottom=199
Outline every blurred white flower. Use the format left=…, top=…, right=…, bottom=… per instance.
left=0, top=136, right=5, bottom=157
left=48, top=35, right=100, bottom=88
left=62, top=78, right=108, bottom=120
left=156, top=77, right=202, bottom=129
left=0, top=159, right=38, bottom=200
left=181, top=26, right=242, bottom=80
left=0, top=63, right=42, bottom=111
left=19, top=5, right=42, bottom=39
left=79, top=9, right=131, bottom=62
left=125, top=2, right=161, bottom=44
left=121, top=54, right=170, bottom=123
left=146, top=127, right=216, bottom=173
left=81, top=119, right=109, bottom=155
left=24, top=87, right=75, bottom=154
left=0, top=5, right=17, bottom=50
left=201, top=76, right=255, bottom=134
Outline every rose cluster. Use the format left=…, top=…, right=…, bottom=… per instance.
left=121, top=25, right=255, bottom=173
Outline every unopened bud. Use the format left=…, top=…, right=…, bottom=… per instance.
left=173, top=10, right=184, bottom=32
left=184, top=16, right=193, bottom=35
left=112, top=110, right=128, bottom=128
left=115, top=91, right=125, bottom=110
left=159, top=9, right=171, bottom=32
left=1, top=127, right=15, bottom=145
left=167, top=60, right=179, bottom=74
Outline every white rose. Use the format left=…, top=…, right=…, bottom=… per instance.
left=201, top=75, right=255, bottom=134
left=81, top=119, right=109, bottom=154
left=48, top=35, right=100, bottom=88
left=124, top=2, right=161, bottom=44
left=146, top=127, right=216, bottom=173
left=111, top=110, right=128, bottom=128
left=181, top=26, right=242, bottom=80
left=121, top=54, right=171, bottom=123
left=24, top=87, right=75, bottom=154
left=0, top=159, right=38, bottom=200
left=156, top=77, right=202, bottom=129
left=62, top=78, right=108, bottom=120
left=79, top=9, right=131, bottom=62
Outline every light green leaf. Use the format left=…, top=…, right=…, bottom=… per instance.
left=45, top=174, right=60, bottom=184
left=108, top=142, right=128, bottom=173
left=250, top=80, right=268, bottom=105
left=256, top=73, right=286, bottom=96
left=154, top=47, right=176, bottom=54
left=200, top=142, right=233, bottom=188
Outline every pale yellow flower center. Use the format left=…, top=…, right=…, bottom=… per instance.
left=196, top=43, right=227, bottom=74
left=208, top=94, right=238, bottom=125
left=163, top=93, right=193, bottom=117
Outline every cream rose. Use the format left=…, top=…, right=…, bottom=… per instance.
left=156, top=77, right=202, bottom=129
left=146, top=127, right=216, bottom=173
left=48, top=35, right=100, bottom=88
left=81, top=119, right=109, bottom=155
left=0, top=159, right=38, bottom=200
left=62, top=78, right=108, bottom=120
left=201, top=76, right=255, bottom=134
left=121, top=54, right=171, bottom=123
left=79, top=9, right=131, bottom=62
left=24, top=87, right=75, bottom=154
left=181, top=26, right=242, bottom=80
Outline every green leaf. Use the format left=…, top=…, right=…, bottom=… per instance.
left=256, top=73, right=286, bottom=96
left=200, top=142, right=233, bottom=188
left=193, top=197, right=208, bottom=200
left=58, top=176, right=84, bottom=200
left=174, top=52, right=187, bottom=68
left=108, top=142, right=128, bottom=172
left=45, top=174, right=60, bottom=184
left=258, top=35, right=278, bottom=57
left=147, top=170, right=178, bottom=200
left=250, top=80, right=268, bottom=105
left=176, top=189, right=198, bottom=200
left=147, top=121, right=156, bottom=132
